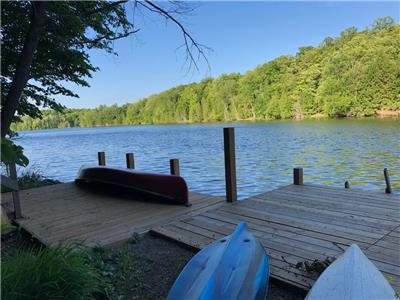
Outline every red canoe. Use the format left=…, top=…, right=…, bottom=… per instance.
left=75, top=165, right=189, bottom=205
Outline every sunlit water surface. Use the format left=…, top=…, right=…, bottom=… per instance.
left=14, top=119, right=399, bottom=199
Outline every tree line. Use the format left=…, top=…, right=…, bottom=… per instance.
left=12, top=18, right=400, bottom=131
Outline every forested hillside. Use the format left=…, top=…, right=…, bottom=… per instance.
left=13, top=18, right=400, bottom=131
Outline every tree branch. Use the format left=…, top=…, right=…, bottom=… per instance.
left=84, top=0, right=128, bottom=17
left=137, top=0, right=210, bottom=71
left=87, top=28, right=140, bottom=47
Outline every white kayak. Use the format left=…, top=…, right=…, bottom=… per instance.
left=306, top=244, right=396, bottom=300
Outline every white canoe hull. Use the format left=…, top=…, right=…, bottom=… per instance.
left=306, top=244, right=396, bottom=300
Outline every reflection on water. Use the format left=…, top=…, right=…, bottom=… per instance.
left=14, top=118, right=399, bottom=198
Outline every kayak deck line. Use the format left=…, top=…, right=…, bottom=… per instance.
left=2, top=181, right=399, bottom=293
left=305, top=244, right=397, bottom=300
left=167, top=222, right=270, bottom=300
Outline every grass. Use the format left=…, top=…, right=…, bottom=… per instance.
left=1, top=231, right=149, bottom=300
left=2, top=244, right=101, bottom=300
left=1, top=207, right=15, bottom=234
left=0, top=219, right=16, bottom=234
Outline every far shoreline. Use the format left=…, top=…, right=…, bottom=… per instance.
left=13, top=113, right=400, bottom=133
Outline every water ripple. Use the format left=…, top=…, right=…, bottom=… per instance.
left=14, top=119, right=400, bottom=199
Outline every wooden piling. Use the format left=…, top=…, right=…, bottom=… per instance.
left=98, top=152, right=106, bottom=166
left=126, top=153, right=135, bottom=169
left=293, top=168, right=303, bottom=185
left=223, top=127, right=237, bottom=202
left=345, top=181, right=350, bottom=189
left=9, top=163, right=22, bottom=219
left=170, top=159, right=180, bottom=176
left=384, top=168, right=392, bottom=194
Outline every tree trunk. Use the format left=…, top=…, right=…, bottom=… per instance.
left=250, top=94, right=256, bottom=120
left=1, top=2, right=47, bottom=137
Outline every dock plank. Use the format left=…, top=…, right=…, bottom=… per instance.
left=3, top=182, right=399, bottom=293
left=2, top=182, right=224, bottom=246
left=152, top=184, right=400, bottom=293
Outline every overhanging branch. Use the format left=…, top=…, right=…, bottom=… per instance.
left=88, top=28, right=140, bottom=47
left=137, top=0, right=210, bottom=71
left=84, top=0, right=128, bottom=17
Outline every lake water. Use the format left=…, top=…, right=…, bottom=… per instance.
left=14, top=119, right=399, bottom=199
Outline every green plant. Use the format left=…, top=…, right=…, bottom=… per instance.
left=85, top=245, right=146, bottom=300
left=84, top=244, right=117, bottom=299
left=130, top=232, right=142, bottom=244
left=92, top=242, right=107, bottom=256
left=295, top=257, right=336, bottom=275
left=1, top=244, right=101, bottom=300
left=18, top=171, right=59, bottom=189
left=1, top=171, right=60, bottom=193
left=0, top=220, right=16, bottom=234
left=114, top=250, right=143, bottom=299
left=1, top=138, right=29, bottom=167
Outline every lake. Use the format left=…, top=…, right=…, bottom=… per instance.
left=14, top=118, right=399, bottom=199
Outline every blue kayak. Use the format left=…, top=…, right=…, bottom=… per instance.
left=167, top=222, right=270, bottom=300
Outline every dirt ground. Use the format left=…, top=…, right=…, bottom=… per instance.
left=1, top=229, right=306, bottom=300
left=112, top=233, right=306, bottom=300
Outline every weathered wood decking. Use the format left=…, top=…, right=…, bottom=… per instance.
left=151, top=184, right=400, bottom=292
left=2, top=182, right=399, bottom=292
left=1, top=182, right=224, bottom=247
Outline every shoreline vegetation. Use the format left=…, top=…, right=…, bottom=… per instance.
left=12, top=111, right=400, bottom=132
left=12, top=18, right=400, bottom=132
left=1, top=171, right=60, bottom=193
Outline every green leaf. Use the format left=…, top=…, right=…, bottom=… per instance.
left=1, top=138, right=29, bottom=167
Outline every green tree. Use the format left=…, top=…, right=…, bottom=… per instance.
left=1, top=1, right=207, bottom=137
left=11, top=18, right=400, bottom=130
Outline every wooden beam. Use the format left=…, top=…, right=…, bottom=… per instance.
left=1, top=175, right=18, bottom=191
left=98, top=152, right=106, bottom=166
left=170, top=159, right=180, bottom=176
left=223, top=127, right=237, bottom=202
left=126, top=153, right=135, bottom=169
left=344, top=181, right=350, bottom=189
left=8, top=163, right=22, bottom=219
left=293, top=168, right=303, bottom=185
left=384, top=168, right=392, bottom=194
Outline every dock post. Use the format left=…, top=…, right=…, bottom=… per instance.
left=223, top=127, right=237, bottom=202
left=9, top=163, right=22, bottom=219
left=98, top=152, right=106, bottom=166
left=170, top=159, right=180, bottom=176
left=126, top=153, right=135, bottom=169
left=345, top=181, right=350, bottom=189
left=384, top=168, right=392, bottom=194
left=293, top=168, right=303, bottom=185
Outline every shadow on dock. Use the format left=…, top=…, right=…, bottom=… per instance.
left=2, top=181, right=399, bottom=293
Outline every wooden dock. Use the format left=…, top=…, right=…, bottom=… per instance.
left=1, top=182, right=224, bottom=247
left=151, top=184, right=400, bottom=292
left=2, top=180, right=399, bottom=293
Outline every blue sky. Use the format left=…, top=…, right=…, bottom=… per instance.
left=58, top=1, right=400, bottom=108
